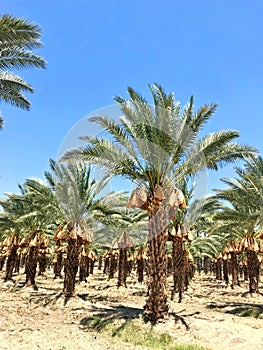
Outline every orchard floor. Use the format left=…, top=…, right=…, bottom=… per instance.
left=0, top=268, right=263, bottom=350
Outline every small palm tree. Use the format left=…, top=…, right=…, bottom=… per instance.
left=24, top=159, right=116, bottom=297
left=0, top=14, right=46, bottom=127
left=62, top=83, right=256, bottom=323
left=0, top=188, right=53, bottom=287
left=169, top=188, right=222, bottom=302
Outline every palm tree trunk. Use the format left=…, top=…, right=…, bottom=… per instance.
left=4, top=245, right=18, bottom=281
left=118, top=248, right=127, bottom=287
left=230, top=251, right=240, bottom=288
left=196, top=258, right=202, bottom=275
left=127, top=258, right=133, bottom=276
left=89, top=258, right=95, bottom=274
left=167, top=255, right=173, bottom=275
left=38, top=251, right=47, bottom=276
left=14, top=252, right=20, bottom=273
left=109, top=252, right=118, bottom=279
left=63, top=238, right=80, bottom=297
left=243, top=263, right=248, bottom=281
left=204, top=257, right=210, bottom=274
left=98, top=256, right=102, bottom=270
left=247, top=251, right=260, bottom=293
left=79, top=255, right=89, bottom=282
left=171, top=235, right=184, bottom=302
left=144, top=198, right=168, bottom=324
left=184, top=253, right=192, bottom=291
left=137, top=256, right=144, bottom=283
left=223, top=259, right=229, bottom=285
left=25, top=247, right=38, bottom=290
left=216, top=258, right=222, bottom=280
left=53, top=251, right=63, bottom=279
left=103, top=255, right=110, bottom=274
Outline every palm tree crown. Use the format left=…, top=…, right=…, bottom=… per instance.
left=214, top=156, right=263, bottom=235
left=0, top=14, right=46, bottom=128
left=63, top=83, right=256, bottom=191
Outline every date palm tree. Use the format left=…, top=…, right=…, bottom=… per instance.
left=0, top=189, right=53, bottom=288
left=0, top=14, right=46, bottom=128
left=214, top=156, right=263, bottom=293
left=170, top=188, right=222, bottom=302
left=62, top=83, right=256, bottom=323
left=24, top=159, right=116, bottom=298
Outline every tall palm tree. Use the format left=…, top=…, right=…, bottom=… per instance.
left=0, top=14, right=46, bottom=128
left=62, top=83, right=256, bottom=323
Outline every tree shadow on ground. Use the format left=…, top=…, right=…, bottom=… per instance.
left=79, top=304, right=143, bottom=332
left=79, top=301, right=190, bottom=332
left=207, top=301, right=263, bottom=318
left=78, top=292, right=121, bottom=304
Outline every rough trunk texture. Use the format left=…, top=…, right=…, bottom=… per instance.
left=247, top=251, right=260, bottom=293
left=63, top=238, right=80, bottom=297
left=25, top=247, right=38, bottom=290
left=171, top=235, right=185, bottom=303
left=98, top=256, right=102, bottom=270
left=196, top=258, right=202, bottom=275
left=38, top=252, right=47, bottom=276
left=243, top=264, right=248, bottom=281
left=167, top=255, right=173, bottom=275
left=144, top=198, right=169, bottom=324
left=137, top=257, right=144, bottom=283
left=216, top=258, right=222, bottom=280
left=14, top=253, right=20, bottom=273
left=184, top=253, right=193, bottom=291
left=204, top=257, right=210, bottom=274
left=54, top=251, right=63, bottom=279
left=109, top=253, right=118, bottom=279
left=89, top=258, right=95, bottom=274
left=230, top=252, right=240, bottom=288
left=79, top=256, right=89, bottom=282
left=223, top=259, right=229, bottom=285
left=103, top=256, right=109, bottom=274
left=117, top=248, right=127, bottom=287
left=188, top=263, right=195, bottom=282
left=127, top=259, right=133, bottom=276
left=4, top=245, right=18, bottom=281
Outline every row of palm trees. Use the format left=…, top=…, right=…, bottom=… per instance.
left=0, top=14, right=262, bottom=323
left=0, top=160, right=130, bottom=294
left=0, top=153, right=262, bottom=316
left=209, top=157, right=263, bottom=293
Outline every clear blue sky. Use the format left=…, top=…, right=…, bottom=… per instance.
left=0, top=0, right=262, bottom=198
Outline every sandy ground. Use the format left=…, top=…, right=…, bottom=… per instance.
left=0, top=267, right=263, bottom=350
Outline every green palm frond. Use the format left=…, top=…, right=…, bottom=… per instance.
left=190, top=102, right=218, bottom=133
left=0, top=48, right=46, bottom=70
left=174, top=133, right=256, bottom=181
left=0, top=14, right=43, bottom=49
left=62, top=84, right=257, bottom=202
left=0, top=71, right=33, bottom=91
left=0, top=72, right=32, bottom=109
left=0, top=14, right=46, bottom=122
left=213, top=155, right=263, bottom=239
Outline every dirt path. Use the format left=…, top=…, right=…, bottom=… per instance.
left=0, top=270, right=263, bottom=350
